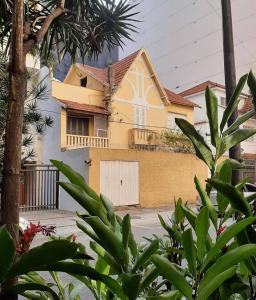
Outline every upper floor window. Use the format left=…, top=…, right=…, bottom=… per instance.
left=67, top=116, right=89, bottom=136
left=167, top=112, right=186, bottom=130
left=80, top=77, right=88, bottom=87
left=220, top=97, right=226, bottom=107
left=135, top=106, right=146, bottom=128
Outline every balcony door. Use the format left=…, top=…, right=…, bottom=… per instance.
left=100, top=161, right=139, bottom=206
left=67, top=116, right=89, bottom=136
left=135, top=106, right=146, bottom=128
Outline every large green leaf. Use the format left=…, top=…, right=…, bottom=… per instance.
left=181, top=229, right=196, bottom=276
left=122, top=214, right=131, bottom=251
left=197, top=266, right=237, bottom=300
left=205, top=87, right=219, bottom=146
left=202, top=217, right=256, bottom=270
left=247, top=70, right=256, bottom=108
left=207, top=179, right=251, bottom=217
left=122, top=274, right=141, bottom=300
left=196, top=207, right=210, bottom=263
left=38, top=262, right=127, bottom=300
left=152, top=255, right=192, bottom=300
left=132, top=239, right=159, bottom=272
left=223, top=110, right=255, bottom=136
left=200, top=244, right=256, bottom=292
left=219, top=129, right=256, bottom=157
left=10, top=283, right=59, bottom=300
left=175, top=118, right=214, bottom=170
left=51, top=160, right=100, bottom=201
left=180, top=204, right=197, bottom=229
left=8, top=240, right=78, bottom=277
left=220, top=74, right=248, bottom=132
left=60, top=182, right=109, bottom=225
left=194, top=176, right=217, bottom=229
left=0, top=226, right=16, bottom=281
left=140, top=266, right=159, bottom=290
left=84, top=216, right=124, bottom=264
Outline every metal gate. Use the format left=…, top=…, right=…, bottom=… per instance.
left=20, top=165, right=59, bottom=211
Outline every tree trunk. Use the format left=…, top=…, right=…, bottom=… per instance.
left=0, top=0, right=26, bottom=298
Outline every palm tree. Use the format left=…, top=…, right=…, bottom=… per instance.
left=0, top=0, right=138, bottom=243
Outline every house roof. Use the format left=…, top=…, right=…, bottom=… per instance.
left=76, top=49, right=140, bottom=87
left=238, top=98, right=255, bottom=118
left=179, top=81, right=225, bottom=97
left=56, top=99, right=110, bottom=115
left=164, top=88, right=199, bottom=108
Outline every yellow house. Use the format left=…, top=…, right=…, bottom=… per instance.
left=50, top=49, right=207, bottom=208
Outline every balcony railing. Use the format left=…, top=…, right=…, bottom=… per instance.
left=129, top=128, right=160, bottom=150
left=66, top=134, right=110, bottom=149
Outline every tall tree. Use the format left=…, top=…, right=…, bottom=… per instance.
left=0, top=0, right=138, bottom=238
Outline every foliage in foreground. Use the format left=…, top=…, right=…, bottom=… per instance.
left=2, top=71, right=256, bottom=299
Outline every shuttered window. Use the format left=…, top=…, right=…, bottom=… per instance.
left=67, top=116, right=89, bottom=136
left=135, top=106, right=146, bottom=128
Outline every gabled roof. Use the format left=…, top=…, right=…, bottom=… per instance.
left=164, top=88, right=199, bottom=108
left=76, top=49, right=140, bottom=87
left=56, top=99, right=110, bottom=115
left=179, top=81, right=225, bottom=97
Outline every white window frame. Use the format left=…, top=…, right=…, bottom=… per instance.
left=167, top=112, right=186, bottom=130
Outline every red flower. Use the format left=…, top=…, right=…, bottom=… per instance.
left=217, top=225, right=226, bottom=236
left=17, top=222, right=56, bottom=254
left=71, top=234, right=77, bottom=242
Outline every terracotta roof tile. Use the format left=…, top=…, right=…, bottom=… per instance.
left=164, top=88, right=199, bottom=108
left=239, top=98, right=255, bottom=118
left=179, top=81, right=225, bottom=97
left=56, top=99, right=110, bottom=115
left=77, top=49, right=140, bottom=87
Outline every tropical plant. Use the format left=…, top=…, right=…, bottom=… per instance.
left=160, top=130, right=194, bottom=153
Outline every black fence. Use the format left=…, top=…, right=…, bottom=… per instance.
left=20, top=165, right=59, bottom=211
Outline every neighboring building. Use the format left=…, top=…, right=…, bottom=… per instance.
left=120, top=0, right=256, bottom=93
left=37, top=48, right=207, bottom=211
left=179, top=81, right=256, bottom=179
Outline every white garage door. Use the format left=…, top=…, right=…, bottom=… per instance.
left=100, top=161, right=139, bottom=206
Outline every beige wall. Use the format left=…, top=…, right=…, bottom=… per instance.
left=166, top=104, right=194, bottom=124
left=89, top=148, right=207, bottom=208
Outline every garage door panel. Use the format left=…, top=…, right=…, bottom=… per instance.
left=100, top=161, right=139, bottom=207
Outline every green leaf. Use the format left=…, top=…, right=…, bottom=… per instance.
left=194, top=176, right=218, bottom=229
left=181, top=229, right=196, bottom=276
left=90, top=241, right=122, bottom=274
left=60, top=182, right=109, bottom=225
left=180, top=204, right=197, bottom=229
left=196, top=207, right=210, bottom=263
left=152, top=255, right=192, bottom=300
left=175, top=118, right=214, bottom=170
left=10, top=283, right=59, bottom=300
left=51, top=160, right=100, bottom=201
left=200, top=244, right=256, bottom=292
left=205, top=87, right=219, bottom=146
left=132, top=239, right=159, bottom=272
left=38, top=262, right=127, bottom=300
left=220, top=74, right=248, bottom=132
left=122, top=274, right=141, bottom=300
left=223, top=110, right=255, bottom=136
left=219, top=129, right=256, bottom=157
left=147, top=291, right=179, bottom=299
left=122, top=214, right=131, bottom=250
left=140, top=266, right=159, bottom=290
left=0, top=226, right=16, bottom=281
left=84, top=216, right=124, bottom=264
left=207, top=179, right=251, bottom=217
left=203, top=217, right=256, bottom=270
left=8, top=240, right=78, bottom=277
left=247, top=70, right=256, bottom=108
left=197, top=266, right=237, bottom=300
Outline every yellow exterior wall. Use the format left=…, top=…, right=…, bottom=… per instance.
left=52, top=81, right=104, bottom=107
left=89, top=148, right=208, bottom=208
left=64, top=66, right=104, bottom=91
left=166, top=104, right=194, bottom=124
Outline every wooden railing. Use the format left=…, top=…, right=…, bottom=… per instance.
left=66, top=134, right=110, bottom=149
left=129, top=128, right=160, bottom=149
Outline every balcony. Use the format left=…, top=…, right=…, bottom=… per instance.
left=129, top=128, right=160, bottom=150
left=66, top=134, right=110, bottom=149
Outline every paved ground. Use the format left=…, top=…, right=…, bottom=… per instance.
left=20, top=208, right=171, bottom=299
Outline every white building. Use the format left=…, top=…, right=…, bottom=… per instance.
left=179, top=81, right=256, bottom=157
left=120, top=0, right=256, bottom=93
